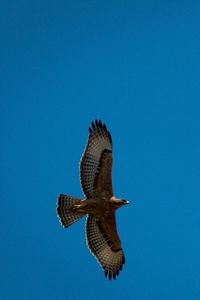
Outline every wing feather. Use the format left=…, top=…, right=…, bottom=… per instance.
left=80, top=120, right=112, bottom=198
left=86, top=215, right=125, bottom=280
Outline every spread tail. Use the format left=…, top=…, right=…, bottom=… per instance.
left=57, top=194, right=84, bottom=228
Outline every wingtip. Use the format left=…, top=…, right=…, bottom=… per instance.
left=104, top=266, right=123, bottom=280
left=88, top=120, right=112, bottom=144
left=98, top=119, right=103, bottom=127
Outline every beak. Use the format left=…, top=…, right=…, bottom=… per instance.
left=122, top=200, right=129, bottom=205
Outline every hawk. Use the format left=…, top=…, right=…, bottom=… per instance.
left=57, top=120, right=129, bottom=280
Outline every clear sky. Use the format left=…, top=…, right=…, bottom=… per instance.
left=1, top=0, right=200, bottom=299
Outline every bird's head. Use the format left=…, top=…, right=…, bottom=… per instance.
left=110, top=196, right=129, bottom=209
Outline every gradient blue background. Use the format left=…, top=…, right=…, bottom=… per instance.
left=1, top=1, right=200, bottom=299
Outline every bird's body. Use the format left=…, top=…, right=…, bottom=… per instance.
left=57, top=120, right=128, bottom=280
left=73, top=196, right=126, bottom=216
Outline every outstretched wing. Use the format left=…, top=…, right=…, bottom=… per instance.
left=80, top=120, right=113, bottom=199
left=86, top=214, right=125, bottom=280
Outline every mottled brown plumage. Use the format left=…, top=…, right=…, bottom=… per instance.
left=56, top=120, right=128, bottom=279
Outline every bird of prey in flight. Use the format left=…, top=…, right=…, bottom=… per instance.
left=57, top=120, right=128, bottom=280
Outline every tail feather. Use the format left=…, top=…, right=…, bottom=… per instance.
left=57, top=194, right=84, bottom=228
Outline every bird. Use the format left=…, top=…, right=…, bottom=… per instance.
left=56, top=120, right=129, bottom=280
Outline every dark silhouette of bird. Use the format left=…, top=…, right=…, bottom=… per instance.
left=57, top=120, right=128, bottom=280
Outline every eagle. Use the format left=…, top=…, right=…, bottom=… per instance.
left=56, top=120, right=129, bottom=280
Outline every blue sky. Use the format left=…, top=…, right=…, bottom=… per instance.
left=1, top=0, right=200, bottom=299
